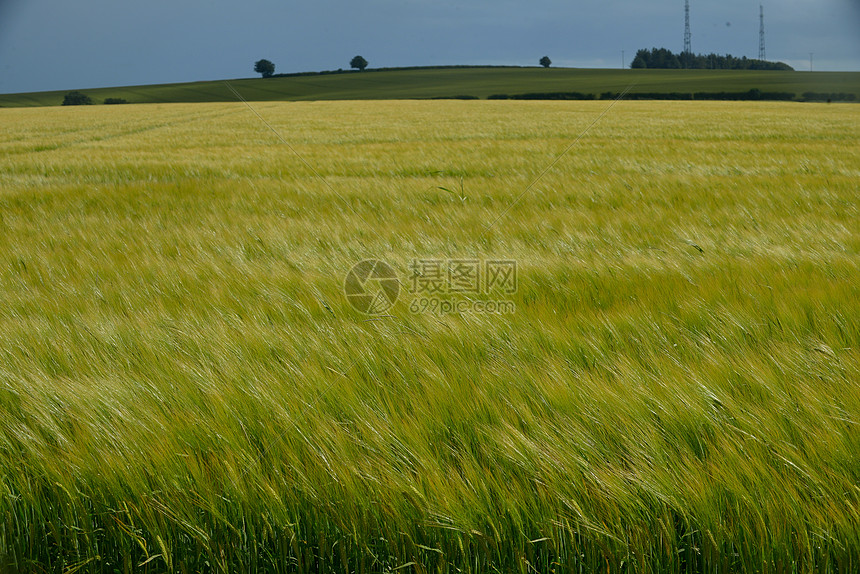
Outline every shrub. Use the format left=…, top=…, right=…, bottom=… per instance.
left=62, top=91, right=94, bottom=106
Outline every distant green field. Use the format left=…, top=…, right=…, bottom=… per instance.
left=1, top=66, right=859, bottom=107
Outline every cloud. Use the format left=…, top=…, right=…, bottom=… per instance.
left=0, top=0, right=857, bottom=94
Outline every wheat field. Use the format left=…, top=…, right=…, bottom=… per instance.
left=0, top=100, right=859, bottom=572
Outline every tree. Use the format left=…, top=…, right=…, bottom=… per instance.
left=254, top=59, right=275, bottom=78
left=62, top=91, right=93, bottom=106
left=350, top=55, right=368, bottom=71
left=630, top=49, right=649, bottom=68
left=539, top=56, right=552, bottom=68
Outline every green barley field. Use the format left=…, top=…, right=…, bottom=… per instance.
left=1, top=100, right=859, bottom=572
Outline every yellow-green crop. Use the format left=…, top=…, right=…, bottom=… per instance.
left=0, top=100, right=858, bottom=572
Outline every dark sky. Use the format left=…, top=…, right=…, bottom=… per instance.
left=1, top=0, right=858, bottom=94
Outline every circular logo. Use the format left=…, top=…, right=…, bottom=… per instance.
left=344, top=260, right=400, bottom=314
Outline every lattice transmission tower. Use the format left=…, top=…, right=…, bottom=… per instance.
left=759, top=5, right=766, bottom=60
left=684, top=0, right=692, bottom=55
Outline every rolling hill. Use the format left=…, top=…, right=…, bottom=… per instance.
left=1, top=66, right=858, bottom=107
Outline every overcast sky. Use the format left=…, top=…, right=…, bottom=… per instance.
left=0, top=0, right=858, bottom=94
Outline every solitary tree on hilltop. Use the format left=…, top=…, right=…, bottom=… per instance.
left=254, top=59, right=275, bottom=78
left=539, top=56, right=552, bottom=68
left=350, top=55, right=368, bottom=71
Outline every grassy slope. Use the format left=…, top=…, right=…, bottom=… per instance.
left=1, top=100, right=859, bottom=571
left=1, top=66, right=859, bottom=107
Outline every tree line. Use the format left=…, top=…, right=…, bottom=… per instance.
left=631, top=48, right=793, bottom=71
left=253, top=56, right=555, bottom=78
left=254, top=56, right=368, bottom=78
left=488, top=89, right=804, bottom=101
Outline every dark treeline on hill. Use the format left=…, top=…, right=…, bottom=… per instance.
left=268, top=64, right=528, bottom=79
left=487, top=90, right=859, bottom=102
left=489, top=92, right=595, bottom=100
left=631, top=48, right=793, bottom=71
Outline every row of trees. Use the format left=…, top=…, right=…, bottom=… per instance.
left=62, top=91, right=126, bottom=106
left=255, top=56, right=555, bottom=77
left=254, top=56, right=368, bottom=78
left=630, top=48, right=793, bottom=71
left=488, top=89, right=804, bottom=101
